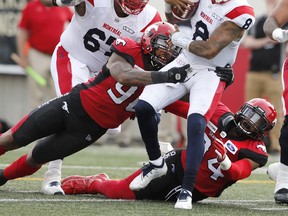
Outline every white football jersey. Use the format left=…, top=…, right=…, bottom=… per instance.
left=60, top=0, right=160, bottom=72
left=184, top=0, right=255, bottom=68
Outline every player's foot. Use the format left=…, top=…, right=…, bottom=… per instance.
left=0, top=170, right=7, bottom=186
left=61, top=173, right=109, bottom=194
left=275, top=188, right=288, bottom=204
left=267, top=162, right=279, bottom=181
left=42, top=181, right=65, bottom=195
left=129, top=160, right=167, bottom=190
left=174, top=189, right=192, bottom=210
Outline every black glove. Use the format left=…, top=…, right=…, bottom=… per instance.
left=151, top=64, right=190, bottom=84
left=215, top=64, right=234, bottom=89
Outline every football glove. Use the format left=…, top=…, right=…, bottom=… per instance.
left=215, top=64, right=234, bottom=89
left=151, top=64, right=190, bottom=83
left=167, top=64, right=190, bottom=83
left=211, top=135, right=232, bottom=170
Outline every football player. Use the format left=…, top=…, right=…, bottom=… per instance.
left=40, top=0, right=161, bottom=195
left=61, top=98, right=277, bottom=204
left=130, top=0, right=255, bottom=210
left=0, top=22, right=189, bottom=190
left=263, top=0, right=288, bottom=205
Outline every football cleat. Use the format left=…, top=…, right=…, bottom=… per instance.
left=129, top=160, right=167, bottom=190
left=0, top=170, right=7, bottom=186
left=174, top=189, right=193, bottom=210
left=267, top=162, right=279, bottom=181
left=42, top=181, right=65, bottom=195
left=275, top=188, right=288, bottom=204
left=61, top=173, right=109, bottom=194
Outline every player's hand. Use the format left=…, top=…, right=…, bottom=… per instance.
left=213, top=137, right=226, bottom=163
left=165, top=0, right=191, bottom=12
left=212, top=136, right=232, bottom=170
left=215, top=64, right=234, bottom=89
left=272, top=28, right=288, bottom=43
left=167, top=64, right=190, bottom=83
left=56, top=0, right=84, bottom=6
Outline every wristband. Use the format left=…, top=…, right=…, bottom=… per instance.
left=219, top=155, right=232, bottom=170
left=164, top=2, right=172, bottom=13
left=171, top=32, right=193, bottom=50
left=151, top=71, right=168, bottom=83
left=272, top=28, right=283, bottom=42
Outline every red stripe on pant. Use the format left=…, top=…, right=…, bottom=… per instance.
left=56, top=46, right=73, bottom=94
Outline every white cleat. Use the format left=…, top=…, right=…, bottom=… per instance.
left=129, top=160, right=167, bottom=191
left=174, top=189, right=192, bottom=210
left=42, top=181, right=65, bottom=195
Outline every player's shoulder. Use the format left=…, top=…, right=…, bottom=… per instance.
left=228, top=138, right=268, bottom=166
left=222, top=0, right=255, bottom=30
left=111, top=37, right=141, bottom=55
left=210, top=102, right=231, bottom=124
left=136, top=4, right=161, bottom=27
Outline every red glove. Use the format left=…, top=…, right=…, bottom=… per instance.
left=208, top=133, right=232, bottom=170
left=213, top=137, right=226, bottom=163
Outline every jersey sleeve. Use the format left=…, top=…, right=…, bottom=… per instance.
left=225, top=5, right=255, bottom=30
left=238, top=143, right=268, bottom=167
left=110, top=37, right=140, bottom=67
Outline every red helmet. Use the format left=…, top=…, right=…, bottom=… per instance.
left=141, top=21, right=182, bottom=70
left=235, top=98, right=277, bottom=140
left=115, top=0, right=149, bottom=15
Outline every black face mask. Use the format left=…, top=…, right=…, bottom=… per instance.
left=234, top=104, right=271, bottom=140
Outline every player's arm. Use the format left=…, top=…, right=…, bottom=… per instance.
left=263, top=0, right=288, bottom=42
left=213, top=138, right=261, bottom=181
left=106, top=52, right=189, bottom=86
left=172, top=21, right=244, bottom=59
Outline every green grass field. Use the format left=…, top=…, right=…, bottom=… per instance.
left=0, top=144, right=287, bottom=216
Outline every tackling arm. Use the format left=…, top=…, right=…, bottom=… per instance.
left=107, top=52, right=189, bottom=86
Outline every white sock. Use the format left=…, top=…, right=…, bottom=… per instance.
left=150, top=157, right=163, bottom=166
left=42, top=159, right=63, bottom=187
left=275, top=163, right=288, bottom=193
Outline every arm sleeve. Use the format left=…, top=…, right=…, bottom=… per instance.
left=221, top=159, right=252, bottom=181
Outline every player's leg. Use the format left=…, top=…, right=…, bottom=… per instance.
left=274, top=59, right=288, bottom=204
left=43, top=46, right=91, bottom=195
left=175, top=69, right=225, bottom=209
left=130, top=82, right=186, bottom=190
left=62, top=171, right=139, bottom=199
left=0, top=96, right=71, bottom=186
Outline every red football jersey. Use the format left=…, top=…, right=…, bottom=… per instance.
left=79, top=37, right=145, bottom=128
left=180, top=102, right=268, bottom=197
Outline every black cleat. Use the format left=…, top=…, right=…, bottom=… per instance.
left=0, top=170, right=8, bottom=186
left=275, top=188, right=288, bottom=204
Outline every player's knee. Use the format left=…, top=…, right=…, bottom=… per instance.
left=187, top=113, right=206, bottom=134
left=135, top=100, right=155, bottom=117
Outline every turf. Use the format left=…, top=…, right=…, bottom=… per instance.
left=0, top=144, right=287, bottom=216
